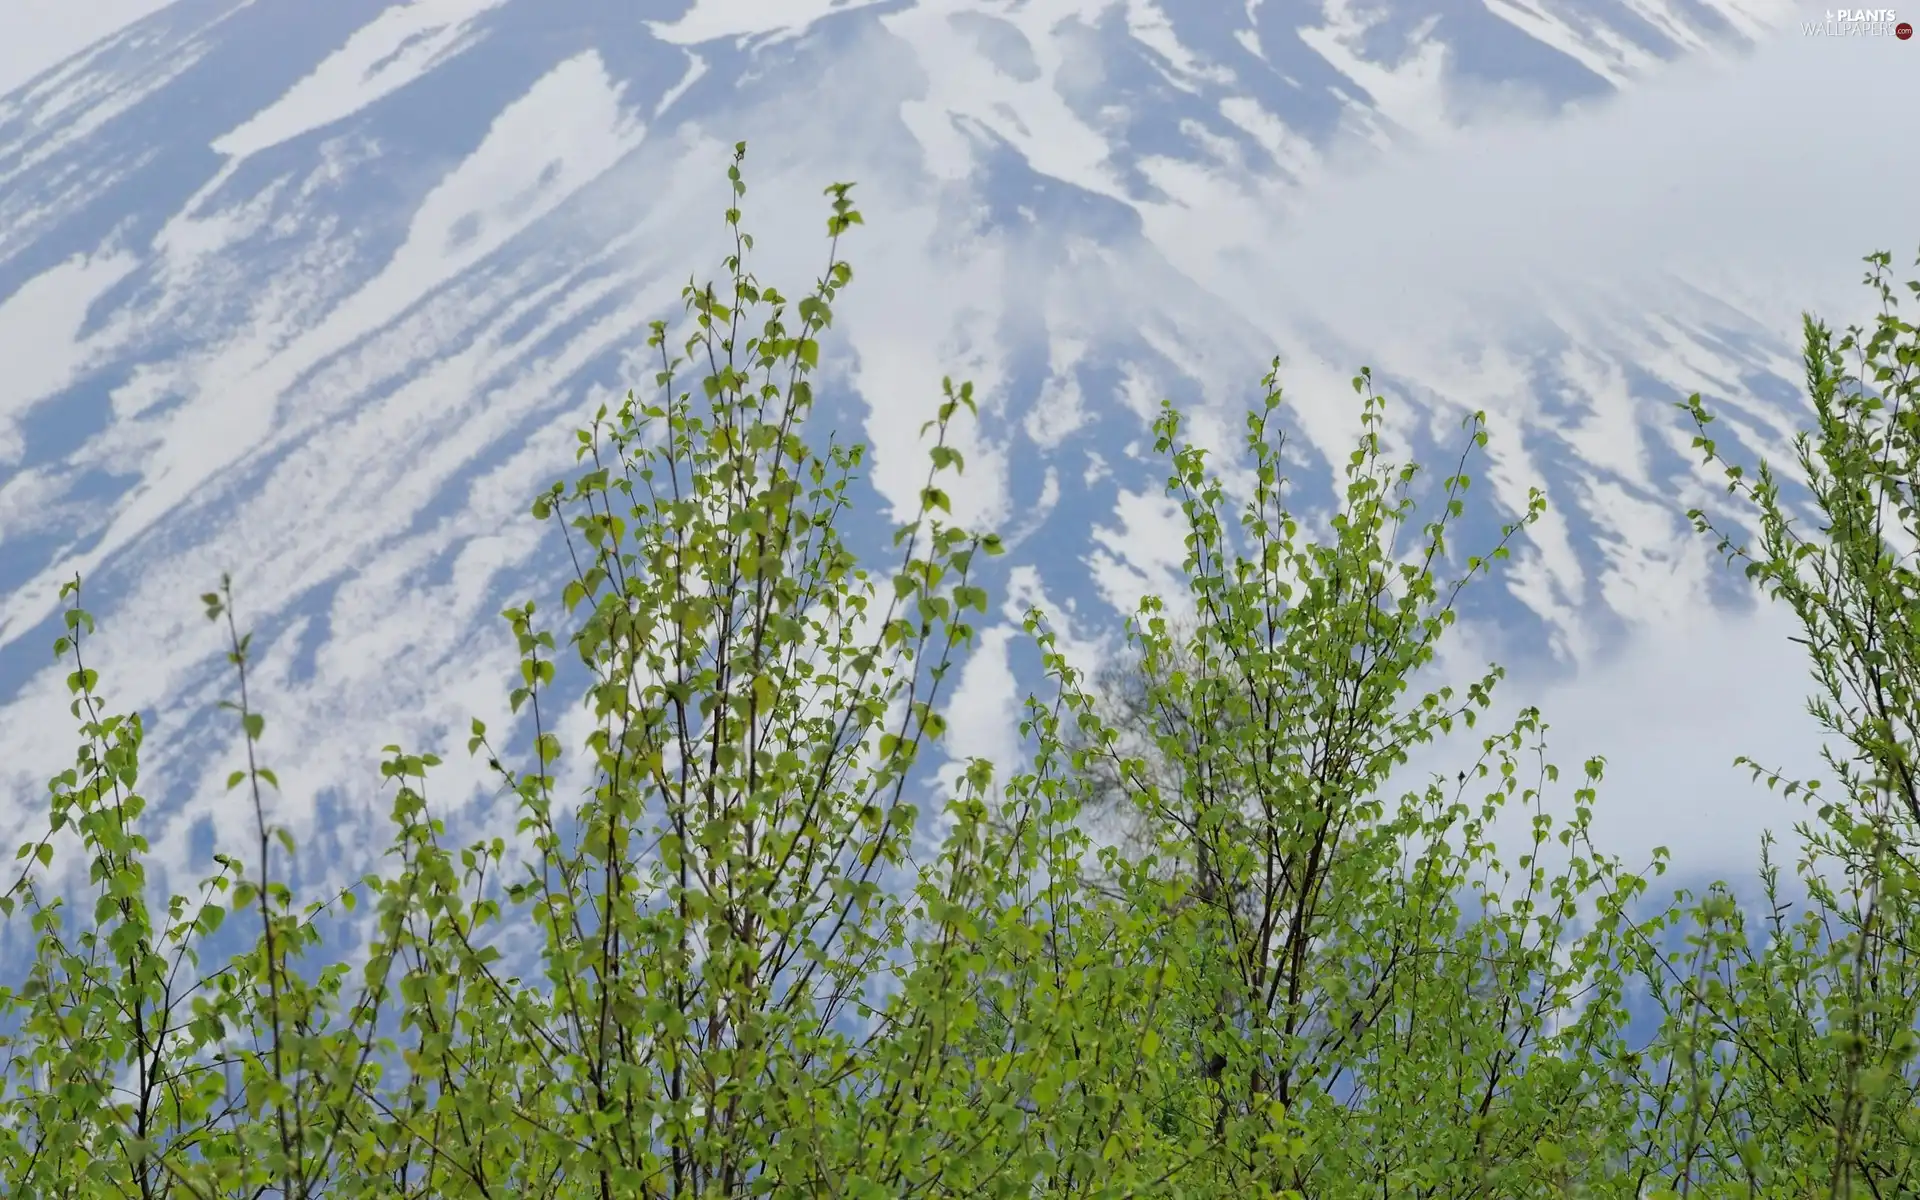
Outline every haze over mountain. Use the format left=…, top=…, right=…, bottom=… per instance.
left=2, top=0, right=1917, bottom=956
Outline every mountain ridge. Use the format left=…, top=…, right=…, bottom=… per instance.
left=0, top=0, right=1900, bottom=913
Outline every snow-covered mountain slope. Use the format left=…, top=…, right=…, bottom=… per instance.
left=0, top=0, right=1913, bottom=934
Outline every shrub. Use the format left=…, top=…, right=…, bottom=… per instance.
left=2, top=143, right=1917, bottom=1197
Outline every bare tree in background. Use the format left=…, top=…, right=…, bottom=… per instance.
left=1068, top=615, right=1254, bottom=915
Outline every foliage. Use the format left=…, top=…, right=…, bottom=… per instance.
left=1649, top=250, right=1920, bottom=1196
left=1, top=144, right=1917, bottom=1196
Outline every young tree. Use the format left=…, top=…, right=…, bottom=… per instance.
left=0, top=144, right=1092, bottom=1198
left=1637, top=247, right=1920, bottom=1196
left=3, top=136, right=1915, bottom=1199
left=1038, top=365, right=1693, bottom=1196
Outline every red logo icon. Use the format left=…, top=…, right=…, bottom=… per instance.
left=1898, top=20, right=1914, bottom=37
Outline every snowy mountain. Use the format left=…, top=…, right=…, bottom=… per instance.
left=1, top=0, right=1914, bottom=953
